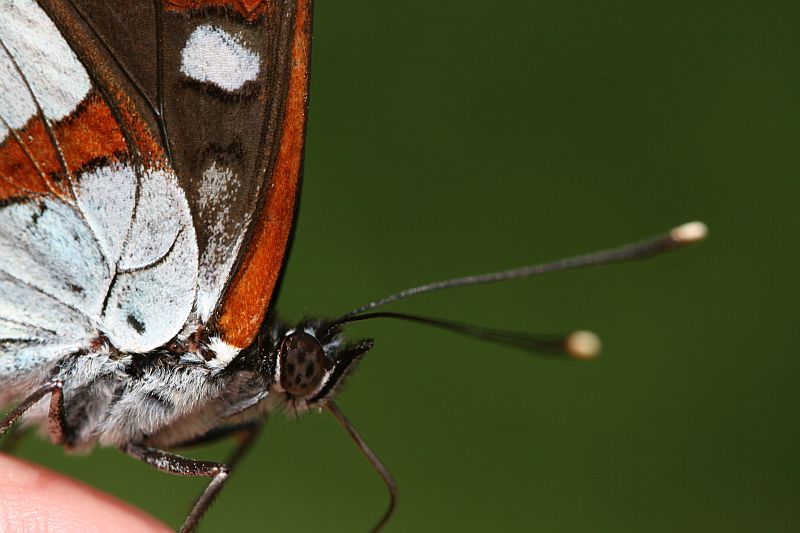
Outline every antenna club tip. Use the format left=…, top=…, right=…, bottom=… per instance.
left=565, top=330, right=602, bottom=360
left=670, top=221, right=708, bottom=244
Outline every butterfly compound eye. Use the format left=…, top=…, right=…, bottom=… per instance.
left=279, top=331, right=328, bottom=396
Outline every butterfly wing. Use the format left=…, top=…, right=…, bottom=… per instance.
left=0, top=0, right=190, bottom=390
left=0, top=0, right=312, bottom=394
left=52, top=0, right=313, bottom=348
left=58, top=0, right=313, bottom=348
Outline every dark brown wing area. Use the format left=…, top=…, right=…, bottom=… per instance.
left=216, top=0, right=313, bottom=347
left=44, top=0, right=313, bottom=347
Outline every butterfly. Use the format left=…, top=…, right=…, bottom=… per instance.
left=0, top=0, right=707, bottom=531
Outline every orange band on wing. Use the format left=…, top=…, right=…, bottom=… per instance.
left=0, top=92, right=126, bottom=202
left=165, top=0, right=272, bottom=21
left=217, top=0, right=311, bottom=348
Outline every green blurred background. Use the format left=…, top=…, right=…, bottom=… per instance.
left=15, top=1, right=799, bottom=531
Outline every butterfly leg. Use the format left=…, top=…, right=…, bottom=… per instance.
left=123, top=443, right=229, bottom=533
left=223, top=421, right=264, bottom=472
left=0, top=380, right=70, bottom=445
left=167, top=420, right=265, bottom=529
left=172, top=419, right=265, bottom=471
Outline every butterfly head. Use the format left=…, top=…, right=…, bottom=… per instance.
left=270, top=320, right=373, bottom=413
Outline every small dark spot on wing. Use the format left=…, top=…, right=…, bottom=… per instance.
left=30, top=202, right=47, bottom=224
left=66, top=282, right=84, bottom=295
left=127, top=314, right=146, bottom=334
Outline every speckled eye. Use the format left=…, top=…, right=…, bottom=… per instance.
left=279, top=331, right=327, bottom=396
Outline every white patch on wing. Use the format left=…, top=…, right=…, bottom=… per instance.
left=0, top=45, right=35, bottom=140
left=103, top=224, right=198, bottom=353
left=195, top=162, right=249, bottom=321
left=0, top=163, right=199, bottom=376
left=76, top=163, right=137, bottom=265
left=0, top=270, right=95, bottom=339
left=180, top=24, right=260, bottom=91
left=0, top=197, right=109, bottom=318
left=0, top=317, right=47, bottom=341
left=118, top=168, right=189, bottom=271
left=0, top=271, right=95, bottom=386
left=101, top=166, right=199, bottom=353
left=0, top=0, right=91, bottom=141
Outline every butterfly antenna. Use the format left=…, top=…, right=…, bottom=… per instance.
left=335, top=311, right=602, bottom=359
left=337, top=221, right=707, bottom=321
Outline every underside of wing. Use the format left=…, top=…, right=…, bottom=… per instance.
left=0, top=0, right=313, bottom=385
left=0, top=0, right=198, bottom=376
left=56, top=0, right=314, bottom=349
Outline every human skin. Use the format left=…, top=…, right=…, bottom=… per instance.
left=0, top=454, right=170, bottom=533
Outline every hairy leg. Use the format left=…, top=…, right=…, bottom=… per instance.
left=122, top=432, right=261, bottom=533
left=0, top=380, right=71, bottom=445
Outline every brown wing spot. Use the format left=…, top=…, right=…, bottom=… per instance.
left=165, top=0, right=273, bottom=21
left=217, top=0, right=311, bottom=348
left=0, top=92, right=127, bottom=202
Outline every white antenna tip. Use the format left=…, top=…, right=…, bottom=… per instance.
left=670, top=221, right=708, bottom=244
left=565, top=330, right=602, bottom=360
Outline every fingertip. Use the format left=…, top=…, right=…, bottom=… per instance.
left=0, top=454, right=171, bottom=533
